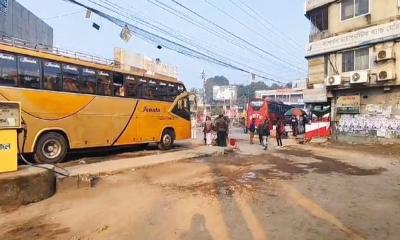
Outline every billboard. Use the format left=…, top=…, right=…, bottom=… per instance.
left=213, top=86, right=237, bottom=101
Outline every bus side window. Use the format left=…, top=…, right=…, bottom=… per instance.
left=113, top=73, right=125, bottom=97
left=0, top=53, right=17, bottom=87
left=143, top=79, right=157, bottom=100
left=80, top=68, right=96, bottom=94
left=158, top=81, right=170, bottom=102
left=62, top=64, right=80, bottom=93
left=126, top=76, right=141, bottom=98
left=97, top=71, right=112, bottom=96
left=43, top=60, right=61, bottom=91
left=168, top=83, right=179, bottom=101
left=18, top=56, right=41, bottom=89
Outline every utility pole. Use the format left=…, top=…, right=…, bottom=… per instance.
left=201, top=70, right=206, bottom=116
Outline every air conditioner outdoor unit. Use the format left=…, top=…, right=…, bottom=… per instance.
left=350, top=71, right=369, bottom=84
left=377, top=70, right=396, bottom=81
left=376, top=49, right=395, bottom=62
left=325, top=75, right=341, bottom=86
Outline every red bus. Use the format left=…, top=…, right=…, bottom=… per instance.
left=246, top=98, right=292, bottom=131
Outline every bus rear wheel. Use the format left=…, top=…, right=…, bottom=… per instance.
left=158, top=129, right=174, bottom=150
left=34, top=132, right=68, bottom=164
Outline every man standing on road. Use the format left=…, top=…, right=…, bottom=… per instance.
left=260, top=119, right=270, bottom=150
left=203, top=116, right=213, bottom=146
left=215, top=114, right=228, bottom=147
left=291, top=116, right=298, bottom=136
left=276, top=120, right=284, bottom=147
left=249, top=118, right=256, bottom=144
left=258, top=122, right=264, bottom=145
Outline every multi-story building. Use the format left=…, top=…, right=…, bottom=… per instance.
left=305, top=0, right=400, bottom=143
left=255, top=88, right=305, bottom=108
left=0, top=0, right=53, bottom=46
left=256, top=79, right=307, bottom=108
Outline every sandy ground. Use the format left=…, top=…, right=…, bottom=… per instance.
left=1, top=133, right=400, bottom=240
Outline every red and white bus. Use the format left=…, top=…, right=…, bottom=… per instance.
left=246, top=98, right=292, bottom=131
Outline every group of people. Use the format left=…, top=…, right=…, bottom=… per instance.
left=203, top=114, right=230, bottom=147
left=290, top=116, right=308, bottom=136
left=248, top=118, right=285, bottom=150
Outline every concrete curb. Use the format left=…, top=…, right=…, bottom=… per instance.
left=0, top=165, right=56, bottom=207
left=57, top=147, right=227, bottom=192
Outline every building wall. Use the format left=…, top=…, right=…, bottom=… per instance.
left=313, top=0, right=400, bottom=39
left=305, top=0, right=400, bottom=143
left=0, top=0, right=53, bottom=46
left=335, top=86, right=400, bottom=143
left=324, top=41, right=400, bottom=86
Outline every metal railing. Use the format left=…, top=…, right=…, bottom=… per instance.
left=0, top=35, right=115, bottom=66
left=0, top=35, right=179, bottom=79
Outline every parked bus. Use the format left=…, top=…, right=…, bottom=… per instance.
left=246, top=98, right=292, bottom=131
left=0, top=37, right=191, bottom=164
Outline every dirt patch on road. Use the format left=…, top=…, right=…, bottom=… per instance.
left=277, top=149, right=387, bottom=176
left=138, top=152, right=386, bottom=198
left=0, top=215, right=69, bottom=240
left=319, top=142, right=400, bottom=157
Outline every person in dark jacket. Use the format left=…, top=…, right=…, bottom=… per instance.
left=291, top=116, right=298, bottom=136
left=215, top=114, right=228, bottom=147
left=276, top=120, right=284, bottom=147
left=258, top=122, right=263, bottom=144
left=260, top=120, right=270, bottom=150
left=249, top=118, right=256, bottom=144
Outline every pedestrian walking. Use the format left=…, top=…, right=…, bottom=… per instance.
left=260, top=120, right=270, bottom=150
left=191, top=117, right=197, bottom=140
left=258, top=122, right=263, bottom=145
left=249, top=118, right=256, bottom=144
left=203, top=116, right=213, bottom=146
left=215, top=114, right=228, bottom=147
left=223, top=116, right=230, bottom=143
left=276, top=121, right=284, bottom=147
left=291, top=116, right=298, bottom=136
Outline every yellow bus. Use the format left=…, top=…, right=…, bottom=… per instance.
left=0, top=38, right=191, bottom=164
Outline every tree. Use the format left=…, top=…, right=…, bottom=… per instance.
left=204, top=76, right=229, bottom=103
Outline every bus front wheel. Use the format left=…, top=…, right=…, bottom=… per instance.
left=34, top=132, right=68, bottom=164
left=158, top=129, right=174, bottom=150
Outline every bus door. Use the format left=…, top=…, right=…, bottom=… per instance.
left=169, top=93, right=191, bottom=121
left=168, top=93, right=191, bottom=140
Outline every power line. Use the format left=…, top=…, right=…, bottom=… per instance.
left=230, top=0, right=305, bottom=51
left=95, top=0, right=283, bottom=79
left=141, top=0, right=299, bottom=76
left=167, top=0, right=306, bottom=73
left=101, top=0, right=302, bottom=81
left=43, top=10, right=85, bottom=20
left=202, top=0, right=306, bottom=67
left=62, top=0, right=287, bottom=84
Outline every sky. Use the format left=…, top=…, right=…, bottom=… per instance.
left=18, top=0, right=310, bottom=89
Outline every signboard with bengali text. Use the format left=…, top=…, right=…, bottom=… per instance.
left=306, top=21, right=400, bottom=57
left=336, top=95, right=361, bottom=114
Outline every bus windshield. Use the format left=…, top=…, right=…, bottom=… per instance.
left=250, top=100, right=264, bottom=111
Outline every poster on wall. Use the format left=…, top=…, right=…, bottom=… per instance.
left=336, top=95, right=360, bottom=114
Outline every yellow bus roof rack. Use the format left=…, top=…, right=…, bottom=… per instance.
left=0, top=35, right=178, bottom=82
left=0, top=35, right=115, bottom=66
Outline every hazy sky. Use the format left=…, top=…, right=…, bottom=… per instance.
left=18, top=0, right=309, bottom=89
